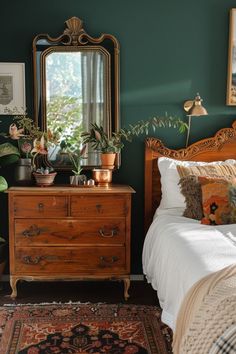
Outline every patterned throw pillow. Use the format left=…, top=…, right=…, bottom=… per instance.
left=199, top=176, right=236, bottom=225
left=177, top=164, right=236, bottom=178
left=178, top=175, right=203, bottom=220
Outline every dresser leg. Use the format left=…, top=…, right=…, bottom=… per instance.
left=10, top=276, right=18, bottom=298
left=123, top=278, right=130, bottom=300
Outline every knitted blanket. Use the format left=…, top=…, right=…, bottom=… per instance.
left=173, top=263, right=236, bottom=354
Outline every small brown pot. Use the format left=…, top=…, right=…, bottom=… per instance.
left=100, top=153, right=116, bottom=169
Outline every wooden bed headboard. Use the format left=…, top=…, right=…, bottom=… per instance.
left=144, top=120, right=236, bottom=232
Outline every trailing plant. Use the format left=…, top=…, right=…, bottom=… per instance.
left=82, top=115, right=188, bottom=153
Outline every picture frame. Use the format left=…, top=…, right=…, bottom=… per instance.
left=227, top=9, right=236, bottom=105
left=0, top=63, right=25, bottom=114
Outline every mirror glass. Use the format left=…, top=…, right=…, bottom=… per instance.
left=33, top=17, right=119, bottom=170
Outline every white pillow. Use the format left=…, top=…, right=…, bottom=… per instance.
left=158, top=157, right=236, bottom=211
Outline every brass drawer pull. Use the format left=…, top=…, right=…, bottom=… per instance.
left=100, top=256, right=118, bottom=263
left=96, top=204, right=102, bottom=212
left=99, top=228, right=117, bottom=238
left=22, top=256, right=43, bottom=265
left=22, top=255, right=58, bottom=265
left=22, top=225, right=41, bottom=237
left=38, top=203, right=44, bottom=211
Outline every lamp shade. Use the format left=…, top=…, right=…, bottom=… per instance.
left=187, top=93, right=208, bottom=116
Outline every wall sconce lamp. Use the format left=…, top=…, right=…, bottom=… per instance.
left=184, top=93, right=208, bottom=147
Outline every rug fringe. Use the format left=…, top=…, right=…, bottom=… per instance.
left=2, top=301, right=107, bottom=307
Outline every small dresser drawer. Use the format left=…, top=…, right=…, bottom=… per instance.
left=14, top=246, right=126, bottom=274
left=14, top=219, right=126, bottom=246
left=13, top=196, right=68, bottom=218
left=71, top=195, right=128, bottom=217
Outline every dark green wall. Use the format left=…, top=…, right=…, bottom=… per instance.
left=1, top=0, right=236, bottom=274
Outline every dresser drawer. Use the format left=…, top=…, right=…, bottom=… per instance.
left=14, top=219, right=126, bottom=246
left=13, top=196, right=68, bottom=217
left=71, top=195, right=128, bottom=217
left=14, top=247, right=127, bottom=274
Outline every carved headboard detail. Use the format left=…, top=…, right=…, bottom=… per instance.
left=144, top=121, right=236, bottom=232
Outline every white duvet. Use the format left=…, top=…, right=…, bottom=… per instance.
left=142, top=209, right=236, bottom=331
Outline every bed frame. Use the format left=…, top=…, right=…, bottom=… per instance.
left=144, top=120, right=236, bottom=232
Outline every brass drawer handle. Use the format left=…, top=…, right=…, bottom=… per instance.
left=22, top=255, right=58, bottom=265
left=99, top=228, right=117, bottom=238
left=22, top=225, right=41, bottom=237
left=22, top=256, right=43, bottom=265
left=96, top=204, right=102, bottom=212
left=100, top=256, right=118, bottom=263
left=38, top=203, right=44, bottom=211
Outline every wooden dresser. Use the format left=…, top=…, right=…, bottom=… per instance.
left=7, top=185, right=135, bottom=299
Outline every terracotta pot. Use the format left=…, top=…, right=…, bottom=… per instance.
left=100, top=153, right=116, bottom=169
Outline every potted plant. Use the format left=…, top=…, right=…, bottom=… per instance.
left=1, top=110, right=42, bottom=185
left=31, top=135, right=58, bottom=186
left=1, top=109, right=60, bottom=186
left=82, top=116, right=187, bottom=169
left=60, top=136, right=87, bottom=185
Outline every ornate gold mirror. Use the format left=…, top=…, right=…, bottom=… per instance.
left=33, top=17, right=120, bottom=170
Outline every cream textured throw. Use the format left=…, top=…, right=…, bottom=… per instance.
left=173, top=263, right=236, bottom=354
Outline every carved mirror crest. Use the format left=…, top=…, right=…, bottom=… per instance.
left=33, top=17, right=120, bottom=170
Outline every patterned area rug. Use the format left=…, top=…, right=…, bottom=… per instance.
left=0, top=303, right=172, bottom=353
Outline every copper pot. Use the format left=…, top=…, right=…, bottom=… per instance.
left=92, top=169, right=112, bottom=187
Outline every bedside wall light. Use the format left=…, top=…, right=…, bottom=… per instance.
left=184, top=93, right=208, bottom=147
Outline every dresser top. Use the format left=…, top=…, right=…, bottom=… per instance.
left=7, top=184, right=135, bottom=194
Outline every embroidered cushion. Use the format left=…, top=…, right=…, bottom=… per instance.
left=199, top=176, right=236, bottom=225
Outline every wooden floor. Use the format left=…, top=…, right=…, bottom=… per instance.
left=0, top=279, right=159, bottom=306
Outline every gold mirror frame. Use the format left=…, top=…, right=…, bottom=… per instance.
left=32, top=17, right=120, bottom=170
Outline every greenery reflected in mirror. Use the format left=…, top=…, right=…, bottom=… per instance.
left=44, top=49, right=109, bottom=167
left=33, top=17, right=120, bottom=170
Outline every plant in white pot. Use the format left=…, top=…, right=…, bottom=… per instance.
left=60, top=139, right=87, bottom=185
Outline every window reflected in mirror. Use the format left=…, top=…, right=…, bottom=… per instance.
left=44, top=49, right=110, bottom=167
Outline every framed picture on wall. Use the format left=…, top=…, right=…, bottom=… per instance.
left=227, top=9, right=236, bottom=105
left=0, top=63, right=25, bottom=114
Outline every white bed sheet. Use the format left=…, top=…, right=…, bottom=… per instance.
left=142, top=209, right=236, bottom=331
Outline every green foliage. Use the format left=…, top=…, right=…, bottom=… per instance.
left=0, top=176, right=8, bottom=192
left=47, top=96, right=83, bottom=142
left=0, top=142, right=20, bottom=166
left=57, top=119, right=86, bottom=175
left=13, top=114, right=42, bottom=140
left=46, top=96, right=85, bottom=169
left=82, top=115, right=188, bottom=153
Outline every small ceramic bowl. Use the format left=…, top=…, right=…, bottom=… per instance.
left=33, top=172, right=57, bottom=187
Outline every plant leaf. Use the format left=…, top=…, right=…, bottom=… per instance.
left=0, top=176, right=8, bottom=192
